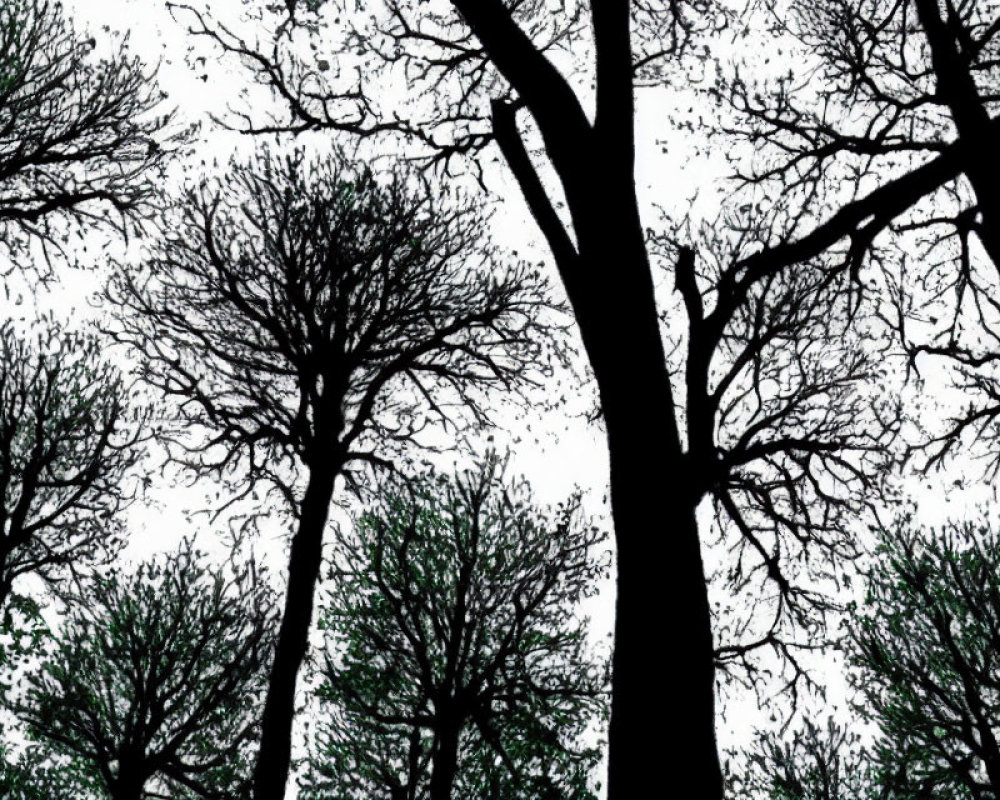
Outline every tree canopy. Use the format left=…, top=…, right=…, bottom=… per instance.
left=303, top=457, right=608, bottom=800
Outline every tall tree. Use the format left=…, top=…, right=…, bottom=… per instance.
left=301, top=457, right=607, bottom=800
left=0, top=0, right=173, bottom=262
left=108, top=149, right=552, bottom=800
left=166, top=4, right=923, bottom=794
left=730, top=519, right=1000, bottom=800
left=9, top=541, right=278, bottom=800
left=0, top=318, right=142, bottom=609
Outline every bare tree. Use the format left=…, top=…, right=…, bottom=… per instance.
left=0, top=318, right=142, bottom=608
left=655, top=215, right=896, bottom=701
left=107, top=148, right=553, bottom=800
left=301, top=456, right=608, bottom=800
left=157, top=3, right=932, bottom=795
left=0, top=0, right=174, bottom=263
left=9, top=540, right=278, bottom=800
left=719, top=0, right=1000, bottom=475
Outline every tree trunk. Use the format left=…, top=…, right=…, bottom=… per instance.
left=252, top=456, right=339, bottom=800
left=558, top=104, right=723, bottom=793
left=451, top=2, right=723, bottom=792
left=915, top=0, right=1000, bottom=268
left=428, top=720, right=462, bottom=800
left=110, top=759, right=146, bottom=800
left=588, top=278, right=720, bottom=800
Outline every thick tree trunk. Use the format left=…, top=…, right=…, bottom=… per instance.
left=588, top=277, right=720, bottom=800
left=492, top=119, right=724, bottom=800
left=452, top=2, right=722, bottom=792
left=253, top=457, right=339, bottom=800
left=557, top=162, right=721, bottom=799
left=110, top=759, right=146, bottom=800
left=428, top=720, right=462, bottom=800
left=566, top=139, right=722, bottom=798
left=110, top=782, right=144, bottom=800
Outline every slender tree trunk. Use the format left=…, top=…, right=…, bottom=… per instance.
left=428, top=720, right=462, bottom=800
left=253, top=456, right=339, bottom=800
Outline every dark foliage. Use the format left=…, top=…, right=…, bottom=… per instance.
left=9, top=541, right=278, bottom=800
left=0, top=0, right=174, bottom=263
left=850, top=520, right=1000, bottom=799
left=301, top=456, right=607, bottom=800
left=0, top=319, right=142, bottom=609
left=107, top=147, right=554, bottom=799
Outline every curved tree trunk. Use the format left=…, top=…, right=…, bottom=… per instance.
left=252, top=456, right=339, bottom=800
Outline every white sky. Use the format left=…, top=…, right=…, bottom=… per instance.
left=15, top=0, right=987, bottom=796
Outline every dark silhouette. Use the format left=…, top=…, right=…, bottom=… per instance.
left=730, top=520, right=1000, bottom=800
left=107, top=149, right=553, bottom=800
left=850, top=520, right=1000, bottom=799
left=166, top=5, right=929, bottom=795
left=8, top=541, right=277, bottom=800
left=728, top=717, right=950, bottom=800
left=0, top=754, right=88, bottom=800
left=729, top=718, right=876, bottom=800
left=0, top=0, right=173, bottom=261
left=301, top=457, right=607, bottom=800
left=0, top=319, right=142, bottom=610
left=654, top=221, right=895, bottom=697
left=723, top=1, right=1000, bottom=473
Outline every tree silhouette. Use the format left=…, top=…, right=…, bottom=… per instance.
left=301, top=457, right=607, bottom=800
left=0, top=318, right=142, bottom=610
left=0, top=0, right=173, bottom=262
left=721, top=1, right=1000, bottom=475
left=727, top=716, right=953, bottom=800
left=654, top=217, right=895, bottom=699
left=849, top=520, right=1000, bottom=799
left=728, top=718, right=879, bottom=800
left=107, top=148, right=553, bottom=800
left=9, top=541, right=278, bottom=800
left=164, top=4, right=923, bottom=795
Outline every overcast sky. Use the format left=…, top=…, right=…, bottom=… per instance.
left=26, top=2, right=999, bottom=795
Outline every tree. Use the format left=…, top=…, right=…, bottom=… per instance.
left=727, top=716, right=953, bottom=800
left=0, top=318, right=142, bottom=609
left=720, top=1, right=1000, bottom=473
left=728, top=718, right=880, bottom=800
left=166, top=5, right=917, bottom=795
left=848, top=520, right=1000, bottom=800
left=0, top=0, right=173, bottom=262
left=654, top=219, right=895, bottom=700
left=9, top=541, right=278, bottom=800
left=300, top=457, right=607, bottom=800
left=107, top=148, right=553, bottom=800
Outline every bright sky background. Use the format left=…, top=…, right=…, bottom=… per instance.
left=16, top=1, right=994, bottom=796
